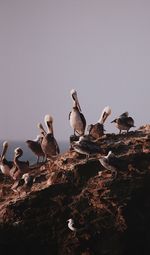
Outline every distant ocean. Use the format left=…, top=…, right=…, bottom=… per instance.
left=0, top=140, right=69, bottom=164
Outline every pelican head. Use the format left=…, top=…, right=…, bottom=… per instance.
left=106, top=150, right=115, bottom=158
left=22, top=173, right=30, bottom=183
left=37, top=123, right=47, bottom=136
left=70, top=89, right=81, bottom=112
left=14, top=147, right=23, bottom=157
left=67, top=218, right=73, bottom=223
left=44, top=115, right=53, bottom=134
left=3, top=141, right=8, bottom=149
left=44, top=115, right=53, bottom=124
left=1, top=141, right=9, bottom=158
left=34, top=134, right=43, bottom=142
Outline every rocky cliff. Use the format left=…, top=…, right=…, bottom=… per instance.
left=0, top=125, right=150, bottom=255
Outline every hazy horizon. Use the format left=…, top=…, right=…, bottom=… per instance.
left=0, top=0, right=150, bottom=142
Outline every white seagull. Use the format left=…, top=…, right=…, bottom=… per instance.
left=67, top=218, right=77, bottom=232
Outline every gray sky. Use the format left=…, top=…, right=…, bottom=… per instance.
left=0, top=0, right=150, bottom=142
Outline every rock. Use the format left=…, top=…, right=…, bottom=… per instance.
left=0, top=126, right=150, bottom=254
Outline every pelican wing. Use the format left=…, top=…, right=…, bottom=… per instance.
left=80, top=112, right=86, bottom=131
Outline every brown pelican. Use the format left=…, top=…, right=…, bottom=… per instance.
left=99, top=151, right=117, bottom=178
left=111, top=112, right=135, bottom=134
left=87, top=106, right=111, bottom=139
left=0, top=141, right=13, bottom=177
left=69, top=89, right=86, bottom=136
left=71, top=135, right=101, bottom=159
left=26, top=135, right=45, bottom=164
left=10, top=147, right=30, bottom=180
left=11, top=173, right=33, bottom=195
left=38, top=115, right=60, bottom=159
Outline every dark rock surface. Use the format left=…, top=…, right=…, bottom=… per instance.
left=0, top=125, right=150, bottom=255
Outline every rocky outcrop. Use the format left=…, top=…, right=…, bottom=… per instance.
left=0, top=125, right=150, bottom=255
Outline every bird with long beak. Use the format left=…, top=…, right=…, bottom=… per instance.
left=69, top=89, right=86, bottom=136
left=99, top=151, right=117, bottom=179
left=87, top=106, right=111, bottom=139
left=0, top=141, right=13, bottom=177
left=26, top=135, right=45, bottom=164
left=10, top=147, right=30, bottom=180
left=38, top=115, right=60, bottom=160
left=111, top=112, right=135, bottom=134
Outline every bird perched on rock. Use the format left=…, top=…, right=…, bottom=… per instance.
left=11, top=173, right=33, bottom=195
left=26, top=135, right=45, bottom=164
left=111, top=112, right=135, bottom=134
left=10, top=147, right=30, bottom=180
left=99, top=151, right=117, bottom=179
left=38, top=115, right=60, bottom=160
left=0, top=141, right=13, bottom=177
left=71, top=135, right=101, bottom=159
left=88, top=106, right=111, bottom=139
left=69, top=89, right=86, bottom=136
left=67, top=218, right=77, bottom=232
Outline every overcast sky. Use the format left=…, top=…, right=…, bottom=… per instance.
left=0, top=0, right=150, bottom=142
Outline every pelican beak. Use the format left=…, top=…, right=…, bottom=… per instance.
left=72, top=91, right=82, bottom=112
left=76, top=98, right=82, bottom=112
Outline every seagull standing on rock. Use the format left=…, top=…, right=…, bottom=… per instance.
left=99, top=151, right=117, bottom=179
left=71, top=135, right=101, bottom=160
left=67, top=218, right=77, bottom=232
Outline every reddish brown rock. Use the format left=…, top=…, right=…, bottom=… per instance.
left=0, top=126, right=150, bottom=254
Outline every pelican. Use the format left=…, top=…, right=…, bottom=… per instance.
left=10, top=147, right=30, bottom=180
left=69, top=89, right=86, bottom=136
left=0, top=141, right=13, bottom=176
left=111, top=112, right=135, bottom=134
left=38, top=115, right=60, bottom=159
left=99, top=151, right=117, bottom=178
left=26, top=135, right=45, bottom=164
left=71, top=135, right=101, bottom=159
left=88, top=106, right=111, bottom=139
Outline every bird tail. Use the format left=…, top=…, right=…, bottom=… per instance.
left=98, top=106, right=111, bottom=124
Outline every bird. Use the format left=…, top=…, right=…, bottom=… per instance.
left=111, top=112, right=135, bottom=134
left=0, top=141, right=13, bottom=177
left=38, top=115, right=60, bottom=160
left=99, top=151, right=117, bottom=178
left=10, top=147, right=30, bottom=180
left=67, top=218, right=77, bottom=232
left=11, top=173, right=33, bottom=195
left=71, top=135, right=101, bottom=159
left=69, top=89, right=86, bottom=136
left=87, top=106, right=111, bottom=139
left=26, top=135, right=45, bottom=164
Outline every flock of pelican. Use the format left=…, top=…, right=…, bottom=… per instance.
left=0, top=89, right=135, bottom=194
